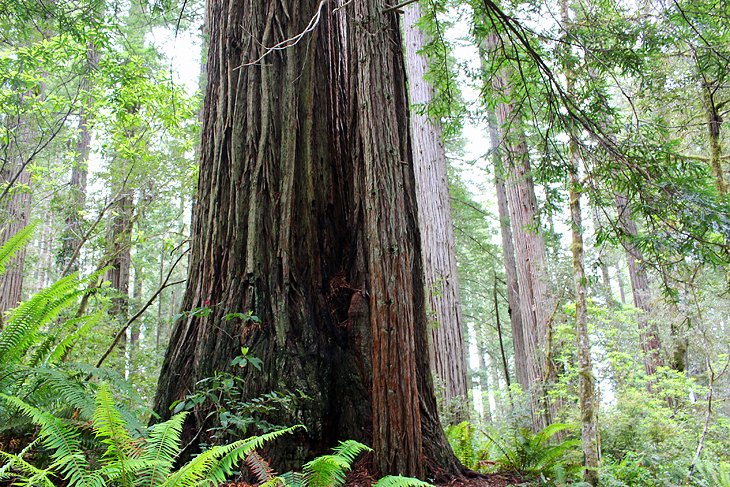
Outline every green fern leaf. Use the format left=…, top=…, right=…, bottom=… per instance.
left=139, top=412, right=187, bottom=487
left=0, top=394, right=91, bottom=487
left=0, top=221, right=37, bottom=276
left=372, top=475, right=435, bottom=487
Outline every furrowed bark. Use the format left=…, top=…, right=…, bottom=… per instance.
left=153, top=0, right=460, bottom=478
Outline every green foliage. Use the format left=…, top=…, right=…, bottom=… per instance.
left=691, top=461, right=730, bottom=487
left=0, top=384, right=302, bottom=487
left=302, top=440, right=372, bottom=487
left=170, top=348, right=300, bottom=446
left=0, top=221, right=37, bottom=277
left=372, top=476, right=435, bottom=487
left=445, top=421, right=489, bottom=471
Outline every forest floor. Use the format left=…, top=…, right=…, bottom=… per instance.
left=224, top=457, right=523, bottom=486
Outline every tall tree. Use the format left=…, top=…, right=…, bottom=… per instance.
left=487, top=107, right=527, bottom=391
left=482, top=28, right=554, bottom=430
left=403, top=2, right=469, bottom=419
left=153, top=0, right=460, bottom=478
left=60, top=43, right=99, bottom=273
left=561, top=1, right=600, bottom=482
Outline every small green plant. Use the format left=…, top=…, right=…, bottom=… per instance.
left=0, top=383, right=301, bottom=486
left=485, top=423, right=581, bottom=483
left=170, top=347, right=301, bottom=446
left=445, top=421, right=490, bottom=471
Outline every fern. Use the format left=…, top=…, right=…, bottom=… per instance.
left=138, top=413, right=186, bottom=487
left=0, top=222, right=37, bottom=277
left=372, top=475, right=435, bottom=487
left=1, top=394, right=92, bottom=487
left=0, top=386, right=302, bottom=487
left=246, top=450, right=277, bottom=483
left=303, top=440, right=372, bottom=487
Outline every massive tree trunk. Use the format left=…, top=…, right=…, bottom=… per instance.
left=615, top=194, right=663, bottom=376
left=484, top=31, right=553, bottom=430
left=488, top=109, right=527, bottom=392
left=153, top=0, right=460, bottom=478
left=402, top=2, right=469, bottom=420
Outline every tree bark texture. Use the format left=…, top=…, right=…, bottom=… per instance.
left=484, top=31, right=553, bottom=430
left=615, top=194, right=663, bottom=376
left=153, top=0, right=460, bottom=478
left=403, top=2, right=469, bottom=419
left=701, top=80, right=726, bottom=195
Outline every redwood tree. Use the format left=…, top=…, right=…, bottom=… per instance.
left=153, top=0, right=460, bottom=478
left=403, top=2, right=469, bottom=419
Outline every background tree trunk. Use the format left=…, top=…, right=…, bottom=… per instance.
left=616, top=194, right=664, bottom=376
left=0, top=104, right=33, bottom=315
left=488, top=108, right=527, bottom=392
left=153, top=0, right=460, bottom=478
left=485, top=31, right=553, bottom=430
left=60, top=44, right=99, bottom=273
left=403, top=2, right=469, bottom=421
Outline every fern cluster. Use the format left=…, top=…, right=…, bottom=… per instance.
left=0, top=383, right=301, bottom=487
left=0, top=227, right=135, bottom=441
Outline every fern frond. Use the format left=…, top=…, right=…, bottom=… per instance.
left=245, top=450, right=276, bottom=483
left=303, top=440, right=370, bottom=487
left=331, top=440, right=372, bottom=464
left=372, top=475, right=435, bottom=487
left=43, top=312, right=102, bottom=366
left=0, top=272, right=85, bottom=365
left=0, top=448, right=56, bottom=487
left=272, top=471, right=306, bottom=487
left=0, top=221, right=37, bottom=276
left=92, top=383, right=137, bottom=476
left=139, top=412, right=187, bottom=487
left=163, top=425, right=303, bottom=487
left=303, top=455, right=351, bottom=487
left=0, top=394, right=91, bottom=487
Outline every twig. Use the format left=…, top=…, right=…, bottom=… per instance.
left=236, top=1, right=328, bottom=68
left=382, top=0, right=419, bottom=13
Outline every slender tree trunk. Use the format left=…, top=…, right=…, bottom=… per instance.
left=153, top=0, right=460, bottom=478
left=700, top=80, right=726, bottom=195
left=569, top=165, right=601, bottom=486
left=403, top=2, right=469, bottom=420
left=561, top=3, right=600, bottom=480
left=615, top=194, right=664, bottom=376
left=61, top=44, right=99, bottom=272
left=484, top=31, right=553, bottom=430
left=615, top=261, right=627, bottom=305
